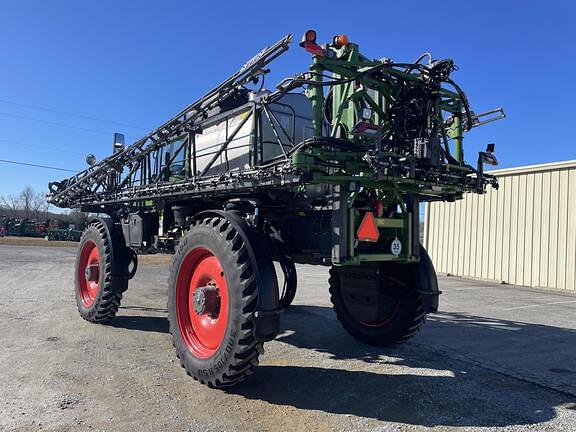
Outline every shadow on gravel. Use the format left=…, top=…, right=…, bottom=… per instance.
left=279, top=306, right=576, bottom=374
left=107, top=315, right=169, bottom=334
left=108, top=304, right=574, bottom=427
left=233, top=365, right=559, bottom=428
left=277, top=305, right=393, bottom=363
left=249, top=304, right=573, bottom=427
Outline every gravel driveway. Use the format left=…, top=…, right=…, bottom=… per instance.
left=1, top=244, right=575, bottom=431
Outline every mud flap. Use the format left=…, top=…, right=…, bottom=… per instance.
left=88, top=217, right=136, bottom=293
left=417, top=245, right=440, bottom=313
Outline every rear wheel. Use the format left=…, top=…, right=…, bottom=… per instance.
left=329, top=260, right=428, bottom=346
left=75, top=221, right=126, bottom=323
left=168, top=217, right=262, bottom=388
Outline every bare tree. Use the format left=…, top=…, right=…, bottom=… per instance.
left=68, top=208, right=88, bottom=230
left=0, top=194, right=21, bottom=218
left=0, top=186, right=49, bottom=220
left=19, top=186, right=35, bottom=220
left=31, top=190, right=49, bottom=220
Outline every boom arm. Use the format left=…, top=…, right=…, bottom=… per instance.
left=48, top=34, right=293, bottom=208
left=48, top=31, right=503, bottom=213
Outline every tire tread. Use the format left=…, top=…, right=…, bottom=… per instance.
left=329, top=267, right=427, bottom=346
left=168, top=217, right=263, bottom=388
left=76, top=221, right=123, bottom=323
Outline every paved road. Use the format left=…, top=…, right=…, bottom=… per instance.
left=1, top=244, right=575, bottom=431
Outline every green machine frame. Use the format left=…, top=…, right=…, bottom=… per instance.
left=290, top=30, right=503, bottom=266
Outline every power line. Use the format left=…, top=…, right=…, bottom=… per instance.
left=0, top=138, right=85, bottom=155
left=0, top=111, right=138, bottom=139
left=0, top=98, right=148, bottom=130
left=0, top=158, right=78, bottom=172
left=0, top=111, right=116, bottom=136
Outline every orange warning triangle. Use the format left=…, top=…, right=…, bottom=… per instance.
left=357, top=211, right=380, bottom=242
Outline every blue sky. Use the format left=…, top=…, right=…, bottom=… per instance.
left=0, top=0, right=574, bottom=199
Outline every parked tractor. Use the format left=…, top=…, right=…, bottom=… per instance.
left=48, top=31, right=504, bottom=387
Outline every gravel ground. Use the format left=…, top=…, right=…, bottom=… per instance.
left=1, top=244, right=575, bottom=432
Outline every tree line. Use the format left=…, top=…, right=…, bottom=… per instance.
left=0, top=186, right=49, bottom=220
left=0, top=186, right=87, bottom=228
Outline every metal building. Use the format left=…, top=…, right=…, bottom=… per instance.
left=424, top=160, right=576, bottom=291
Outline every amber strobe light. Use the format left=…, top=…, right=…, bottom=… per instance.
left=333, top=34, right=349, bottom=49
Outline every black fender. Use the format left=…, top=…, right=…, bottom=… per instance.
left=192, top=210, right=280, bottom=342
left=417, top=245, right=440, bottom=313
left=87, top=217, right=137, bottom=292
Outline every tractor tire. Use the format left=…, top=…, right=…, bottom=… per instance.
left=329, top=260, right=428, bottom=346
left=75, top=221, right=126, bottom=323
left=168, top=217, right=262, bottom=388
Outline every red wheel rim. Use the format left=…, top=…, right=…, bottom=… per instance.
left=360, top=301, right=400, bottom=328
left=340, top=286, right=400, bottom=328
left=175, top=247, right=229, bottom=359
left=78, top=240, right=100, bottom=307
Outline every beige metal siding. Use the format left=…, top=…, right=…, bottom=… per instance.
left=424, top=160, right=576, bottom=291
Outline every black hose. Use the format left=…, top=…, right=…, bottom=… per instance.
left=445, top=78, right=474, bottom=131
left=405, top=53, right=432, bottom=73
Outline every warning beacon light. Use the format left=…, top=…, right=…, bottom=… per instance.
left=299, top=29, right=317, bottom=47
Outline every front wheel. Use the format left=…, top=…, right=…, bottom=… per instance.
left=168, top=217, right=263, bottom=388
left=329, top=254, right=434, bottom=346
left=75, top=221, right=127, bottom=323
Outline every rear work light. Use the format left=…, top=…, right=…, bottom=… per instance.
left=299, top=29, right=324, bottom=56
left=299, top=29, right=317, bottom=46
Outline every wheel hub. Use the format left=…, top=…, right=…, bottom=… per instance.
left=85, top=264, right=99, bottom=282
left=193, top=285, right=220, bottom=317
left=337, top=266, right=400, bottom=326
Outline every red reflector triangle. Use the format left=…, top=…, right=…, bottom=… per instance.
left=357, top=211, right=380, bottom=242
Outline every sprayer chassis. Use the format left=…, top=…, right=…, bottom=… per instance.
left=49, top=31, right=503, bottom=387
